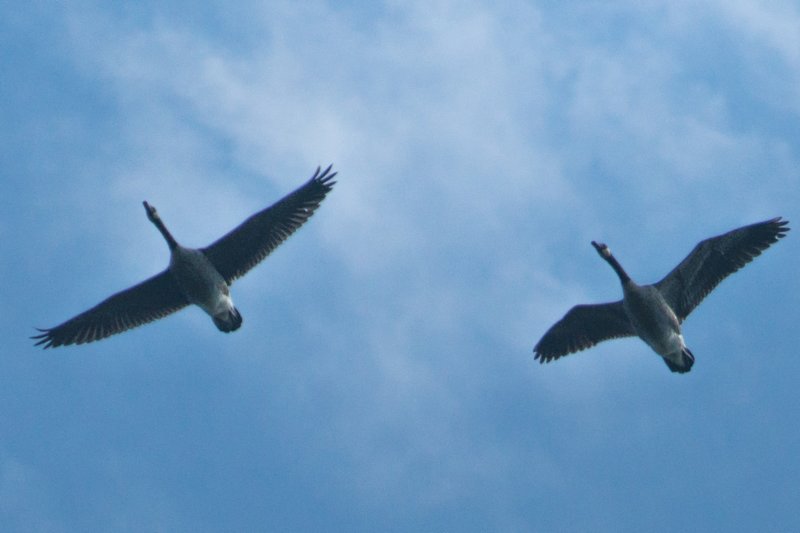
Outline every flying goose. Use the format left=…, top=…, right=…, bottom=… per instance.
left=533, top=217, right=790, bottom=373
left=33, top=165, right=336, bottom=348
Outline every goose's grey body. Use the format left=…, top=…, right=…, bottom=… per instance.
left=33, top=165, right=336, bottom=348
left=167, top=245, right=241, bottom=332
left=534, top=217, right=790, bottom=373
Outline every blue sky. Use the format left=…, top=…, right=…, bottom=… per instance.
left=2, top=1, right=799, bottom=531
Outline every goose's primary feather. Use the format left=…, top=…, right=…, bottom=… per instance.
left=203, top=165, right=336, bottom=284
left=655, top=217, right=790, bottom=322
left=533, top=301, right=635, bottom=363
left=33, top=165, right=336, bottom=349
left=32, top=272, right=188, bottom=348
left=533, top=217, right=790, bottom=373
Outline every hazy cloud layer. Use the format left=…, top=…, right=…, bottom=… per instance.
left=2, top=1, right=799, bottom=531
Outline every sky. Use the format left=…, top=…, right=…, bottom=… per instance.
left=2, top=1, right=799, bottom=531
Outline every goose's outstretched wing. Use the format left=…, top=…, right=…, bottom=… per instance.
left=32, top=271, right=188, bottom=348
left=655, top=217, right=790, bottom=322
left=202, top=165, right=336, bottom=284
left=534, top=301, right=635, bottom=363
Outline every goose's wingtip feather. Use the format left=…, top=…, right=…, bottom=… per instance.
left=312, top=164, right=337, bottom=183
left=314, top=165, right=337, bottom=187
left=31, top=329, right=56, bottom=349
left=533, top=349, right=556, bottom=364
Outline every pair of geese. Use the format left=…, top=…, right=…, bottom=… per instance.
left=34, top=166, right=790, bottom=374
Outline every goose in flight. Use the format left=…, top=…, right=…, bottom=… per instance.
left=33, top=165, right=336, bottom=348
left=533, top=217, right=790, bottom=373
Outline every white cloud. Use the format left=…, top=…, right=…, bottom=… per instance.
left=715, top=0, right=800, bottom=66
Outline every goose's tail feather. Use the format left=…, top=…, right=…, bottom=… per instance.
left=663, top=347, right=695, bottom=374
left=213, top=307, right=242, bottom=333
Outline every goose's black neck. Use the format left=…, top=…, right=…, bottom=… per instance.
left=143, top=201, right=179, bottom=251
left=591, top=241, right=631, bottom=284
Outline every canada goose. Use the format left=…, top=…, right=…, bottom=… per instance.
left=33, top=165, right=336, bottom=348
left=533, top=217, right=790, bottom=373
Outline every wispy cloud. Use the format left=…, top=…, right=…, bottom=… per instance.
left=51, top=0, right=798, bottom=481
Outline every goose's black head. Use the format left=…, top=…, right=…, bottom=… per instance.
left=591, top=240, right=612, bottom=259
left=143, top=201, right=160, bottom=223
left=591, top=240, right=631, bottom=283
left=143, top=201, right=179, bottom=250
